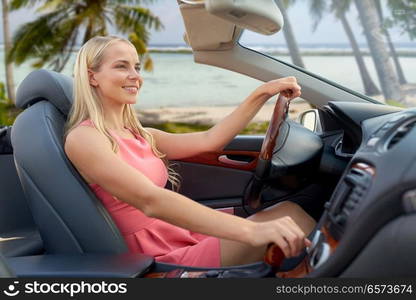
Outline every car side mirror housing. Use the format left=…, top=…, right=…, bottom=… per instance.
left=298, top=109, right=322, bottom=133
left=205, top=0, right=284, bottom=35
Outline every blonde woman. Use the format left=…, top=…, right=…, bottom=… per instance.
left=64, top=36, right=316, bottom=268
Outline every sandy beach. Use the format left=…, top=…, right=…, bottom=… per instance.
left=372, top=83, right=416, bottom=107
left=136, top=101, right=312, bottom=125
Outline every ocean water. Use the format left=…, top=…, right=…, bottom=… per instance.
left=1, top=47, right=415, bottom=109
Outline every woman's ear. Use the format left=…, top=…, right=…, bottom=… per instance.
left=88, top=69, right=98, bottom=87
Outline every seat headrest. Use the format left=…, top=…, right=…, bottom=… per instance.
left=16, top=69, right=73, bottom=116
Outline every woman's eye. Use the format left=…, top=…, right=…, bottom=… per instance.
left=116, top=65, right=126, bottom=68
left=135, top=67, right=141, bottom=72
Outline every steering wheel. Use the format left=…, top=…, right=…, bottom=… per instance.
left=243, top=93, right=291, bottom=210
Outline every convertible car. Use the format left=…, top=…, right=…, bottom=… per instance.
left=1, top=0, right=415, bottom=278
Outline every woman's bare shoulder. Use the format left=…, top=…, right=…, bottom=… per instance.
left=65, top=125, right=111, bottom=157
left=64, top=125, right=115, bottom=185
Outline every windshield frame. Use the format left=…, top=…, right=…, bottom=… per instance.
left=237, top=42, right=382, bottom=105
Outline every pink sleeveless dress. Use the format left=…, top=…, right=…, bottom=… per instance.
left=78, top=120, right=221, bottom=267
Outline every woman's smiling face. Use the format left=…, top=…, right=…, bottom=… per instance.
left=89, top=41, right=143, bottom=106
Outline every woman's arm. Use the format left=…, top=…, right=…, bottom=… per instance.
left=65, top=126, right=307, bottom=257
left=204, top=77, right=301, bottom=151
left=66, top=126, right=252, bottom=243
left=146, top=77, right=301, bottom=160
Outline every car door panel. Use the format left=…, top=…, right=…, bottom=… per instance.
left=174, top=161, right=252, bottom=201
left=174, top=135, right=263, bottom=209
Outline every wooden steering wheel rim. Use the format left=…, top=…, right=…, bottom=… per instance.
left=259, top=94, right=291, bottom=162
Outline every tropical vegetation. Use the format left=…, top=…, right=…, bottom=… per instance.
left=385, top=0, right=416, bottom=40
left=307, top=0, right=381, bottom=96
left=375, top=0, right=407, bottom=84
left=355, top=0, right=403, bottom=102
left=7, top=0, right=163, bottom=72
left=276, top=0, right=306, bottom=68
left=276, top=0, right=413, bottom=103
left=0, top=82, right=21, bottom=125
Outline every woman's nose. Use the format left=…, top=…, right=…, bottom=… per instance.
left=128, top=68, right=140, bottom=80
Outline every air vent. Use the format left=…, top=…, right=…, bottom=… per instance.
left=386, top=119, right=416, bottom=150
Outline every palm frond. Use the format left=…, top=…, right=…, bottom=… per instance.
left=109, top=0, right=159, bottom=5
left=129, top=32, right=154, bottom=72
left=48, top=28, right=79, bottom=71
left=9, top=0, right=163, bottom=71
left=8, top=8, right=80, bottom=69
left=129, top=31, right=148, bottom=54
left=308, top=0, right=327, bottom=32
left=83, top=19, right=94, bottom=45
left=113, top=5, right=163, bottom=32
left=386, top=0, right=416, bottom=40
left=142, top=54, right=154, bottom=72
left=8, top=12, right=60, bottom=64
left=37, top=0, right=68, bottom=12
left=330, top=0, right=352, bottom=18
left=10, top=0, right=44, bottom=10
left=75, top=4, right=107, bottom=43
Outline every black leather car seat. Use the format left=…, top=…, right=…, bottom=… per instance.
left=11, top=69, right=128, bottom=255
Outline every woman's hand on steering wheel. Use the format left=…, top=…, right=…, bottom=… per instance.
left=255, top=76, right=302, bottom=102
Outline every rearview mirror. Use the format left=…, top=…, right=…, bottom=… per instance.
left=205, top=0, right=284, bottom=35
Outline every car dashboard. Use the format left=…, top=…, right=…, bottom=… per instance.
left=306, top=106, right=416, bottom=277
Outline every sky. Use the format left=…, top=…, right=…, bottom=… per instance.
left=0, top=0, right=413, bottom=46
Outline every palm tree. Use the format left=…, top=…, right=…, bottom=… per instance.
left=276, top=0, right=305, bottom=68
left=354, top=0, right=403, bottom=102
left=385, top=0, right=416, bottom=40
left=1, top=0, right=15, bottom=104
left=374, top=0, right=407, bottom=85
left=308, top=0, right=380, bottom=96
left=7, top=0, right=162, bottom=72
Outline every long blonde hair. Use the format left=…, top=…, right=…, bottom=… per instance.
left=64, top=35, right=180, bottom=191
